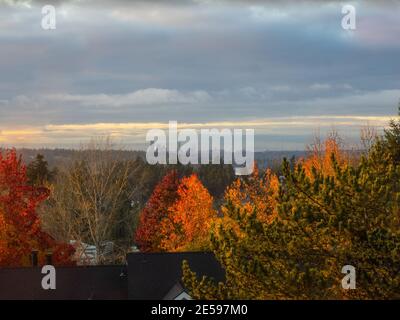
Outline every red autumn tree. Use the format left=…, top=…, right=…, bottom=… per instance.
left=160, top=174, right=216, bottom=252
left=0, top=149, right=75, bottom=267
left=135, top=170, right=180, bottom=252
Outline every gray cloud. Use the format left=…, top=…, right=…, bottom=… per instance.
left=0, top=0, right=399, bottom=148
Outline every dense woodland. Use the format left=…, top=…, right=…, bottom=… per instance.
left=0, top=115, right=399, bottom=299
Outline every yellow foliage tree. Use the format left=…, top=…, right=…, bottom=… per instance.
left=222, top=164, right=279, bottom=225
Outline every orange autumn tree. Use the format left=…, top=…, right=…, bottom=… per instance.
left=302, top=133, right=349, bottom=178
left=135, top=170, right=180, bottom=252
left=0, top=149, right=75, bottom=267
left=222, top=164, right=279, bottom=225
left=160, top=174, right=216, bottom=252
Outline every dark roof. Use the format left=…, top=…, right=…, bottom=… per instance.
left=0, top=265, right=128, bottom=300
left=127, top=252, right=224, bottom=300
left=0, top=252, right=224, bottom=300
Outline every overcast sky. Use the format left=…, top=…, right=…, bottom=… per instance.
left=0, top=0, right=399, bottom=149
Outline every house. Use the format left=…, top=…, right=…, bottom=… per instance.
left=70, top=240, right=115, bottom=265
left=0, top=252, right=224, bottom=300
left=127, top=252, right=224, bottom=300
left=69, top=240, right=98, bottom=265
left=163, top=282, right=192, bottom=300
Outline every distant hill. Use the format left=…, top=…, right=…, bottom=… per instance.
left=13, top=148, right=145, bottom=168
left=255, top=150, right=306, bottom=170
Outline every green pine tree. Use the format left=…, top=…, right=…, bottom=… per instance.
left=183, top=117, right=400, bottom=300
left=27, top=154, right=55, bottom=185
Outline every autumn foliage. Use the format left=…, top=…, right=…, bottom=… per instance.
left=301, top=135, right=348, bottom=178
left=160, top=174, right=216, bottom=252
left=222, top=164, right=279, bottom=225
left=135, top=171, right=216, bottom=252
left=0, top=149, right=75, bottom=267
left=135, top=170, right=180, bottom=252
